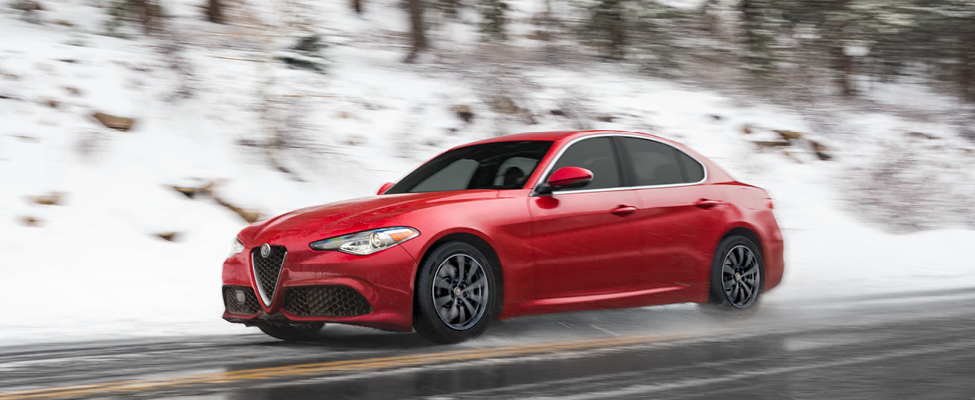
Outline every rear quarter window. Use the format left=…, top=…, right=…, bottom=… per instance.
left=678, top=150, right=705, bottom=183
left=620, top=137, right=705, bottom=186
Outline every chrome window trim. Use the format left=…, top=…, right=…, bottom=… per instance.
left=252, top=247, right=288, bottom=307
left=530, top=133, right=708, bottom=196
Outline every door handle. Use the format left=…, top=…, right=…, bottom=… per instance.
left=695, top=199, right=721, bottom=209
left=611, top=205, right=638, bottom=216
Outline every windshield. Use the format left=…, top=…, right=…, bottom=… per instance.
left=385, top=141, right=554, bottom=194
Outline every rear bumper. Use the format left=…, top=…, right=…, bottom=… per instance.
left=760, top=211, right=785, bottom=292
left=221, top=244, right=418, bottom=332
left=763, top=236, right=785, bottom=291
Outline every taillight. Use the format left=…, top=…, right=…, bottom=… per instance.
left=767, top=198, right=774, bottom=209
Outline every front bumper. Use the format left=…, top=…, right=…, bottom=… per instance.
left=221, top=244, right=418, bottom=332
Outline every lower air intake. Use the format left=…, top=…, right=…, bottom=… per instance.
left=223, top=285, right=261, bottom=315
left=283, top=286, right=372, bottom=317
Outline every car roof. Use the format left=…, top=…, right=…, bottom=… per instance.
left=457, top=130, right=662, bottom=148
left=459, top=131, right=576, bottom=146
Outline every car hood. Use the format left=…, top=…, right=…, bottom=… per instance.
left=238, top=190, right=498, bottom=245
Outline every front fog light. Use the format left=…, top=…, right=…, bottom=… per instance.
left=235, top=289, right=246, bottom=304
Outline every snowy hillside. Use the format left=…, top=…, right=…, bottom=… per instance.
left=1, top=0, right=974, bottom=346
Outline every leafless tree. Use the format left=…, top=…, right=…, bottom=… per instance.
left=824, top=0, right=856, bottom=97
left=207, top=0, right=224, bottom=23
left=133, top=0, right=160, bottom=33
left=961, top=16, right=975, bottom=103
left=405, top=0, right=428, bottom=63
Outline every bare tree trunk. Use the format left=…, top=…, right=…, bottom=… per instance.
left=351, top=0, right=362, bottom=14
left=207, top=0, right=223, bottom=23
left=406, top=0, right=428, bottom=63
left=961, top=17, right=975, bottom=103
left=739, top=0, right=761, bottom=55
left=135, top=0, right=156, bottom=33
left=826, top=0, right=856, bottom=97
left=829, top=43, right=856, bottom=96
left=738, top=0, right=773, bottom=75
left=607, top=1, right=625, bottom=60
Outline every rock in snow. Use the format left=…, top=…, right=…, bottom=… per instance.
left=92, top=112, right=136, bottom=131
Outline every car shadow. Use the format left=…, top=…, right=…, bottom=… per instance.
left=253, top=329, right=436, bottom=350
left=249, top=302, right=723, bottom=352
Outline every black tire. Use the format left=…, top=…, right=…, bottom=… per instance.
left=414, top=241, right=499, bottom=344
left=700, top=234, right=764, bottom=313
left=258, top=321, right=325, bottom=341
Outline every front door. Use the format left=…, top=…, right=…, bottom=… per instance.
left=530, top=137, right=645, bottom=299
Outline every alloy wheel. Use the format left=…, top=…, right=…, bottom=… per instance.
left=721, top=245, right=761, bottom=308
left=432, top=254, right=488, bottom=330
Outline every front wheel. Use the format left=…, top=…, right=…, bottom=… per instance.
left=414, top=242, right=499, bottom=344
left=701, top=234, right=764, bottom=312
left=258, top=321, right=325, bottom=341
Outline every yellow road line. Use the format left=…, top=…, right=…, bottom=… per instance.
left=0, top=333, right=695, bottom=400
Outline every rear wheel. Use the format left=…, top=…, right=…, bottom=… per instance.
left=414, top=241, right=498, bottom=344
left=701, top=234, right=764, bottom=312
left=258, top=321, right=324, bottom=341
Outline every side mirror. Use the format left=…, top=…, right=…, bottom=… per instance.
left=377, top=182, right=395, bottom=195
left=536, top=166, right=593, bottom=195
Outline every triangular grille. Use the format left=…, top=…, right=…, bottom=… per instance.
left=251, top=245, right=287, bottom=306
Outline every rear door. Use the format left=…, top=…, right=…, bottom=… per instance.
left=529, top=136, right=644, bottom=299
left=616, top=136, right=722, bottom=293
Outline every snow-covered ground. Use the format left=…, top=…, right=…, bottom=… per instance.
left=1, top=0, right=974, bottom=346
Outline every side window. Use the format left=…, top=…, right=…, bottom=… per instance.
left=411, top=159, right=479, bottom=192
left=548, top=137, right=622, bottom=191
left=493, top=157, right=539, bottom=188
left=620, top=137, right=705, bottom=186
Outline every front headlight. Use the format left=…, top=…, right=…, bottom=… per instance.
left=309, top=227, right=419, bottom=255
left=228, top=238, right=245, bottom=259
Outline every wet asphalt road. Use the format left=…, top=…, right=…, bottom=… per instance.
left=2, top=288, right=974, bottom=399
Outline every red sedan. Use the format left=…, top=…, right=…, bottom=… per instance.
left=222, top=130, right=784, bottom=343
